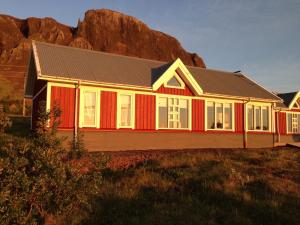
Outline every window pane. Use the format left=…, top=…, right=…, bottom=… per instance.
left=224, top=103, right=232, bottom=129
left=207, top=102, right=215, bottom=129
left=216, top=103, right=223, bottom=129
left=179, top=99, right=188, bottom=128
left=255, top=106, right=261, bottom=130
left=120, top=95, right=131, bottom=127
left=84, top=91, right=96, bottom=126
left=248, top=106, right=254, bottom=130
left=287, top=114, right=292, bottom=133
left=167, top=76, right=181, bottom=87
left=159, top=97, right=168, bottom=128
left=262, top=106, right=269, bottom=131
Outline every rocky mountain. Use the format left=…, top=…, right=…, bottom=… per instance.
left=0, top=9, right=205, bottom=101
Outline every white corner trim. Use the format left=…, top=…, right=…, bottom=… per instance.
left=32, top=41, right=42, bottom=78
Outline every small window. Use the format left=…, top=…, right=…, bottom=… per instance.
left=119, top=94, right=133, bottom=128
left=247, top=106, right=254, bottom=130
left=287, top=113, right=299, bottom=134
left=164, top=73, right=184, bottom=89
left=167, top=76, right=181, bottom=87
left=83, top=91, right=97, bottom=127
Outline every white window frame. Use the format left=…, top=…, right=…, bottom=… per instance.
left=79, top=87, right=100, bottom=128
left=156, top=94, right=191, bottom=130
left=117, top=92, right=135, bottom=129
left=246, top=103, right=271, bottom=132
left=286, top=112, right=300, bottom=134
left=164, top=72, right=185, bottom=89
left=205, top=99, right=235, bottom=131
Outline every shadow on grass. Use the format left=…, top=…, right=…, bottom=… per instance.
left=81, top=160, right=300, bottom=225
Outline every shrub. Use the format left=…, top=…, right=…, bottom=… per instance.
left=0, top=108, right=12, bottom=133
left=0, top=101, right=106, bottom=225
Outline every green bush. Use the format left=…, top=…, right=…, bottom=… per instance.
left=0, top=101, right=106, bottom=225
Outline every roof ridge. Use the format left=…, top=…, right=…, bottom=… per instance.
left=188, top=66, right=242, bottom=76
left=34, top=41, right=171, bottom=65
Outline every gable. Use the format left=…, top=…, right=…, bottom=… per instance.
left=152, top=58, right=203, bottom=96
left=156, top=72, right=194, bottom=96
left=289, top=91, right=300, bottom=109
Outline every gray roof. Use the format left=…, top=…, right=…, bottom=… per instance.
left=31, top=41, right=281, bottom=101
left=277, top=92, right=298, bottom=108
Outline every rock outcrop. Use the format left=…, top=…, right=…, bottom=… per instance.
left=0, top=9, right=206, bottom=98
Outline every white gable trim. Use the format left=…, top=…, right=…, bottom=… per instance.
left=289, top=91, right=300, bottom=109
left=152, top=58, right=203, bottom=95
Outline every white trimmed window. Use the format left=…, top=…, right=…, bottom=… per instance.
left=158, top=96, right=189, bottom=129
left=206, top=101, right=233, bottom=130
left=287, top=113, right=300, bottom=134
left=164, top=73, right=185, bottom=89
left=118, top=93, right=134, bottom=128
left=82, top=90, right=98, bottom=127
left=247, top=105, right=269, bottom=131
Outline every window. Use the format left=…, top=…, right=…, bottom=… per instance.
left=167, top=76, right=181, bottom=87
left=287, top=113, right=300, bottom=134
left=247, top=105, right=269, bottom=131
left=83, top=91, right=97, bottom=127
left=206, top=101, right=233, bottom=130
left=158, top=97, right=189, bottom=129
left=164, top=73, right=184, bottom=89
left=118, top=94, right=134, bottom=128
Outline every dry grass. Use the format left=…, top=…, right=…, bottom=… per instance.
left=81, top=148, right=300, bottom=225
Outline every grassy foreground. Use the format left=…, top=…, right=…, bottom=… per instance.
left=82, top=148, right=300, bottom=225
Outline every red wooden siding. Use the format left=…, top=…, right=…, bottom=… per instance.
left=192, top=99, right=205, bottom=131
left=50, top=86, right=75, bottom=128
left=156, top=85, right=194, bottom=96
left=277, top=112, right=286, bottom=135
left=235, top=103, right=244, bottom=133
left=100, top=91, right=117, bottom=129
left=135, top=94, right=156, bottom=130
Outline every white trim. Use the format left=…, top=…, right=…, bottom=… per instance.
left=152, top=58, right=203, bottom=95
left=164, top=72, right=185, bottom=89
left=32, top=41, right=42, bottom=78
left=156, top=94, right=191, bottom=130
left=204, top=99, right=235, bottom=132
left=79, top=87, right=101, bottom=128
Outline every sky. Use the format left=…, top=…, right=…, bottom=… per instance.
left=1, top=0, right=300, bottom=92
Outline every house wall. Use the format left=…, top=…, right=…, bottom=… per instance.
left=100, top=91, right=117, bottom=129
left=135, top=94, right=156, bottom=130
left=44, top=84, right=284, bottom=151
left=32, top=86, right=47, bottom=129
left=50, top=86, right=76, bottom=128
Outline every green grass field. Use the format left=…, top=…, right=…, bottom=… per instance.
left=82, top=148, right=300, bottom=225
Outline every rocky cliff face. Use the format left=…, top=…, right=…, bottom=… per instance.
left=0, top=9, right=205, bottom=100
left=0, top=9, right=205, bottom=67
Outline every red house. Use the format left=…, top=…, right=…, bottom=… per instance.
left=25, top=42, right=300, bottom=151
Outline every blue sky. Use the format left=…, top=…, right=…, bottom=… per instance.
left=1, top=0, right=300, bottom=92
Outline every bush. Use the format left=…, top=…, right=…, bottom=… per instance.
left=0, top=101, right=106, bottom=225
left=0, top=109, right=12, bottom=133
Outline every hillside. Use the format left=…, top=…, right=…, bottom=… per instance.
left=0, top=9, right=206, bottom=105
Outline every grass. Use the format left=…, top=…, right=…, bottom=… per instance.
left=81, top=148, right=300, bottom=225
